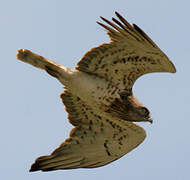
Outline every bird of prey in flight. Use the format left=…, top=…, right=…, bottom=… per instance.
left=17, top=12, right=176, bottom=172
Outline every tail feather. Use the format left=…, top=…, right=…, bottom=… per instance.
left=17, top=49, right=61, bottom=71
left=17, top=49, right=73, bottom=82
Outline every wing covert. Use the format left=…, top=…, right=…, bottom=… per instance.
left=30, top=91, right=146, bottom=171
left=76, top=12, right=176, bottom=92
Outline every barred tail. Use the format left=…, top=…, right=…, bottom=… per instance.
left=17, top=49, right=72, bottom=81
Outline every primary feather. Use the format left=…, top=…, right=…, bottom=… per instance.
left=17, top=12, right=176, bottom=172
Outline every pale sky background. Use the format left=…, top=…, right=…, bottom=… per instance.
left=1, top=0, right=189, bottom=179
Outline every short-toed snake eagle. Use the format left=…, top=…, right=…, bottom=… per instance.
left=17, top=12, right=176, bottom=172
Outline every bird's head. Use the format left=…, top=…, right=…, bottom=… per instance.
left=118, top=92, right=153, bottom=123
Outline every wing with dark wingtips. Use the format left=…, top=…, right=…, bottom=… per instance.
left=30, top=91, right=146, bottom=171
left=76, top=12, right=176, bottom=92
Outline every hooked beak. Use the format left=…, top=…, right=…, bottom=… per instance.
left=148, top=117, right=153, bottom=124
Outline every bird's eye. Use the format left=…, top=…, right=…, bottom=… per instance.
left=141, top=107, right=149, bottom=117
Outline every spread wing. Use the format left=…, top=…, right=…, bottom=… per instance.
left=30, top=91, right=146, bottom=171
left=76, top=12, right=176, bottom=92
